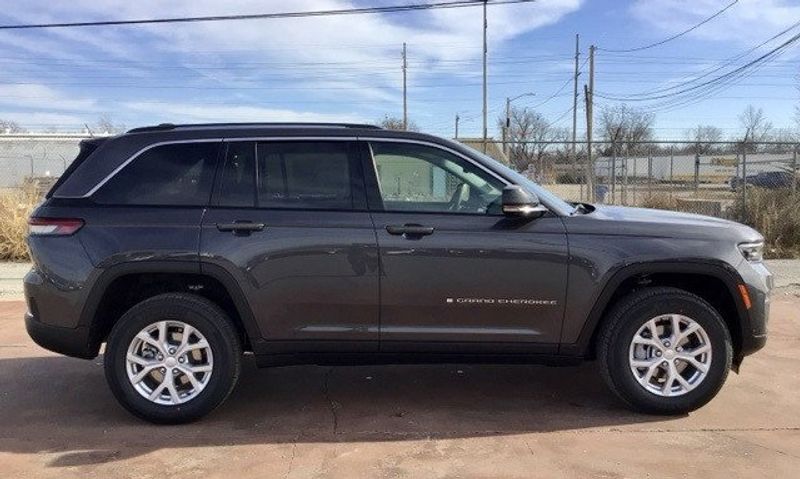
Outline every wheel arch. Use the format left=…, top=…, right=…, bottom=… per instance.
left=563, top=260, right=750, bottom=366
left=79, top=261, right=261, bottom=356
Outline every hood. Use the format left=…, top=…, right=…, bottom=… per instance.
left=569, top=204, right=763, bottom=243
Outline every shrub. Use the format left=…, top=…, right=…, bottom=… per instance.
left=639, top=193, right=679, bottom=211
left=0, top=187, right=39, bottom=261
left=731, top=188, right=800, bottom=259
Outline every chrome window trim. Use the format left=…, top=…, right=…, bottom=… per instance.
left=80, top=136, right=551, bottom=216
left=81, top=138, right=222, bottom=198
left=360, top=137, right=512, bottom=188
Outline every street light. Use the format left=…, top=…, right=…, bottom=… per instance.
left=504, top=92, right=535, bottom=155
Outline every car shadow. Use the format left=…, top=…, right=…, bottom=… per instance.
left=0, top=354, right=674, bottom=467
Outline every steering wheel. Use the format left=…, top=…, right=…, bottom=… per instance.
left=447, top=183, right=468, bottom=211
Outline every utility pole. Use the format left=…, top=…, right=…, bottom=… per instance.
left=571, top=34, right=580, bottom=160
left=481, top=0, right=488, bottom=153
left=454, top=114, right=460, bottom=139
left=584, top=45, right=595, bottom=201
left=504, top=97, right=511, bottom=155
left=402, top=42, right=408, bottom=130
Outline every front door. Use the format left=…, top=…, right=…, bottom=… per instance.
left=200, top=140, right=379, bottom=353
left=364, top=140, right=569, bottom=353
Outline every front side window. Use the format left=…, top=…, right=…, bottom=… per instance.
left=217, top=141, right=357, bottom=210
left=370, top=142, right=504, bottom=214
left=93, top=142, right=219, bottom=206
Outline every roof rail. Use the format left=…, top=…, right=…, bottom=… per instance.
left=127, top=122, right=383, bottom=133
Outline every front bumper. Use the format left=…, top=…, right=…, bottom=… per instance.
left=737, top=260, right=772, bottom=359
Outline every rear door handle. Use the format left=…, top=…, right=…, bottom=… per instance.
left=386, top=224, right=435, bottom=237
left=216, top=221, right=266, bottom=234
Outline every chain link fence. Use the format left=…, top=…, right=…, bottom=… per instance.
left=0, top=134, right=798, bottom=227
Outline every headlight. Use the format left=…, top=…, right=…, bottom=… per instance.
left=738, top=241, right=764, bottom=262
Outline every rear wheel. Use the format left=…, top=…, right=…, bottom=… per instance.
left=598, top=287, right=732, bottom=414
left=104, top=293, right=241, bottom=424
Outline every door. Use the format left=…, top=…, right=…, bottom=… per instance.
left=365, top=140, right=569, bottom=353
left=200, top=140, right=379, bottom=353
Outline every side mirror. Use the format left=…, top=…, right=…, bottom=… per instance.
left=502, top=185, right=547, bottom=218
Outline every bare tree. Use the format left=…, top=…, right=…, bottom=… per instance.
left=378, top=115, right=418, bottom=132
left=95, top=114, right=126, bottom=134
left=686, top=125, right=723, bottom=154
left=497, top=106, right=555, bottom=176
left=738, top=105, right=772, bottom=151
left=598, top=104, right=654, bottom=155
left=0, top=119, right=25, bottom=134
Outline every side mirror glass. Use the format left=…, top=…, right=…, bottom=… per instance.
left=502, top=185, right=547, bottom=218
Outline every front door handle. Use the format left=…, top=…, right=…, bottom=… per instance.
left=216, top=221, right=266, bottom=234
left=386, top=224, right=435, bottom=237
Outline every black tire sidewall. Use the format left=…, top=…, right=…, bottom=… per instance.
left=605, top=292, right=732, bottom=414
left=104, top=295, right=240, bottom=424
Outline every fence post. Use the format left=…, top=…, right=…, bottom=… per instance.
left=694, top=153, right=700, bottom=194
left=741, top=143, right=747, bottom=222
left=793, top=145, right=798, bottom=194
left=622, top=148, right=628, bottom=206
left=669, top=145, right=674, bottom=200
left=611, top=142, right=617, bottom=204
left=632, top=154, right=637, bottom=206
left=647, top=145, right=653, bottom=198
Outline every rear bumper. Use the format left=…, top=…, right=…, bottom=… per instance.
left=25, top=311, right=96, bottom=359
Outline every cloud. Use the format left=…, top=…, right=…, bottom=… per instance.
left=630, top=0, right=800, bottom=45
left=121, top=101, right=366, bottom=124
left=0, top=84, right=97, bottom=111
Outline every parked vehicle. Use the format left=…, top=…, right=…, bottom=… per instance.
left=25, top=123, right=771, bottom=423
left=730, top=170, right=795, bottom=190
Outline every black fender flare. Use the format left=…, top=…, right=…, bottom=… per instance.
left=561, top=259, right=750, bottom=357
left=78, top=260, right=262, bottom=353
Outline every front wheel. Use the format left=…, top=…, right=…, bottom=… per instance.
left=598, top=287, right=733, bottom=414
left=104, top=293, right=242, bottom=424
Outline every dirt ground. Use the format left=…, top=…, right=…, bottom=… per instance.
left=0, top=294, right=798, bottom=478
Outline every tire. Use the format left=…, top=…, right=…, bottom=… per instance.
left=104, top=293, right=242, bottom=424
left=597, top=287, right=733, bottom=415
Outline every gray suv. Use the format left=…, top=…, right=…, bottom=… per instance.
left=24, top=123, right=771, bottom=423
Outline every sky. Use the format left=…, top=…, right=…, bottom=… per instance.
left=0, top=0, right=798, bottom=140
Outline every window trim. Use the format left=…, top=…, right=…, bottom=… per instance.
left=84, top=138, right=222, bottom=198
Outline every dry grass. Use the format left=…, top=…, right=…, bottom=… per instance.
left=0, top=187, right=40, bottom=261
left=639, top=193, right=679, bottom=211
left=731, top=188, right=800, bottom=259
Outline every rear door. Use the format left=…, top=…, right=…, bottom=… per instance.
left=363, top=140, right=569, bottom=353
left=199, top=139, right=379, bottom=353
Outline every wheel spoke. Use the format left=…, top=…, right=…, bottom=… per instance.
left=179, top=367, right=202, bottom=389
left=646, top=319, right=660, bottom=341
left=149, top=379, right=168, bottom=401
left=187, top=363, right=213, bottom=373
left=683, top=343, right=711, bottom=357
left=676, top=322, right=701, bottom=345
left=631, top=357, right=659, bottom=369
left=131, top=364, right=160, bottom=384
left=166, top=377, right=181, bottom=403
left=136, top=332, right=165, bottom=354
left=679, top=355, right=709, bottom=374
left=670, top=315, right=682, bottom=342
left=673, top=369, right=692, bottom=391
left=182, top=339, right=209, bottom=354
left=632, top=336, right=663, bottom=350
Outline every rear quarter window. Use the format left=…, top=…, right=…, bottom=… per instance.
left=93, top=142, right=220, bottom=206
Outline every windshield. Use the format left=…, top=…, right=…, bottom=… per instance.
left=461, top=145, right=576, bottom=216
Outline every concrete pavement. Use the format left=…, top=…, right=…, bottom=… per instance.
left=0, top=294, right=798, bottom=478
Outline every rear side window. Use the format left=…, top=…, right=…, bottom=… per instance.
left=218, top=141, right=358, bottom=210
left=93, top=142, right=219, bottom=206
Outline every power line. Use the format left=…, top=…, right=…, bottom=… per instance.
left=597, top=0, right=738, bottom=53
left=0, top=0, right=535, bottom=30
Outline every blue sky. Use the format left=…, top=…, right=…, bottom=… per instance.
left=0, top=0, right=798, bottom=140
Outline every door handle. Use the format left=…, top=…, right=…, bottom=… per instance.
left=386, top=224, right=435, bottom=237
left=216, top=221, right=266, bottom=233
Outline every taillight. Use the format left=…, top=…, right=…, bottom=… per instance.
left=28, top=217, right=84, bottom=236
